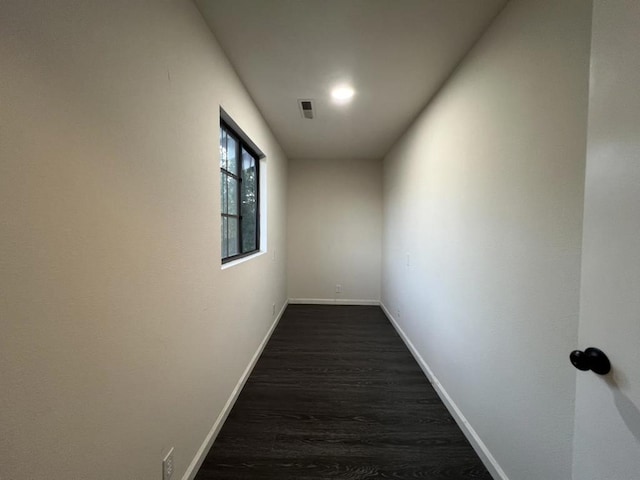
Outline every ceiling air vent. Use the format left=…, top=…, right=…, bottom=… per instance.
left=298, top=99, right=315, bottom=119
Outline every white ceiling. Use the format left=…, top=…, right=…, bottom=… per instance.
left=196, top=0, right=507, bottom=161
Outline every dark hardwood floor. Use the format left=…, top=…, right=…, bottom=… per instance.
left=195, top=304, right=492, bottom=479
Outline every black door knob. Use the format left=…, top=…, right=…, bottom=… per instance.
left=570, top=347, right=611, bottom=375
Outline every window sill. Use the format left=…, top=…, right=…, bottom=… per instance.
left=221, top=250, right=266, bottom=270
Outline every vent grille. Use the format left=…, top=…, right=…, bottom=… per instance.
left=298, top=99, right=315, bottom=119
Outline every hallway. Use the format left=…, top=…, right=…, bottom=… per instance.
left=195, top=305, right=490, bottom=479
left=3, top=1, right=640, bottom=479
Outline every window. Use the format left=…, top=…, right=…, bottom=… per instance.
left=220, top=119, right=260, bottom=263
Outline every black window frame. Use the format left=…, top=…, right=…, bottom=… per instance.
left=220, top=119, right=261, bottom=264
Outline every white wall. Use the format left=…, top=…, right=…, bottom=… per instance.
left=381, top=1, right=591, bottom=479
left=287, top=158, right=381, bottom=304
left=0, top=1, right=287, bottom=479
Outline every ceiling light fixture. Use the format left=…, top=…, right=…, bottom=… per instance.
left=331, top=85, right=355, bottom=104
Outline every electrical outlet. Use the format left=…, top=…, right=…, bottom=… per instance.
left=335, top=284, right=342, bottom=294
left=272, top=303, right=276, bottom=315
left=163, top=448, right=174, bottom=480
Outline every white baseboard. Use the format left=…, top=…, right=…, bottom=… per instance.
left=288, top=298, right=380, bottom=306
left=379, top=302, right=509, bottom=480
left=181, top=300, right=289, bottom=480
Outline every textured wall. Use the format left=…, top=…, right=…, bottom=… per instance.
left=287, top=158, right=382, bottom=304
left=381, top=1, right=592, bottom=478
left=0, top=1, right=288, bottom=478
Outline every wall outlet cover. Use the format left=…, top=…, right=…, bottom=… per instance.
left=163, top=447, right=174, bottom=480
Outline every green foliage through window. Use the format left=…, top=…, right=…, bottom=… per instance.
left=220, top=121, right=259, bottom=262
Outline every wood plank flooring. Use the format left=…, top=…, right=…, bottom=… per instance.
left=194, top=304, right=492, bottom=479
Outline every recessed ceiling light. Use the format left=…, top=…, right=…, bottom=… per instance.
left=331, top=85, right=355, bottom=104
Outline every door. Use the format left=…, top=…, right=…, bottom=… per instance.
left=572, top=2, right=640, bottom=479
